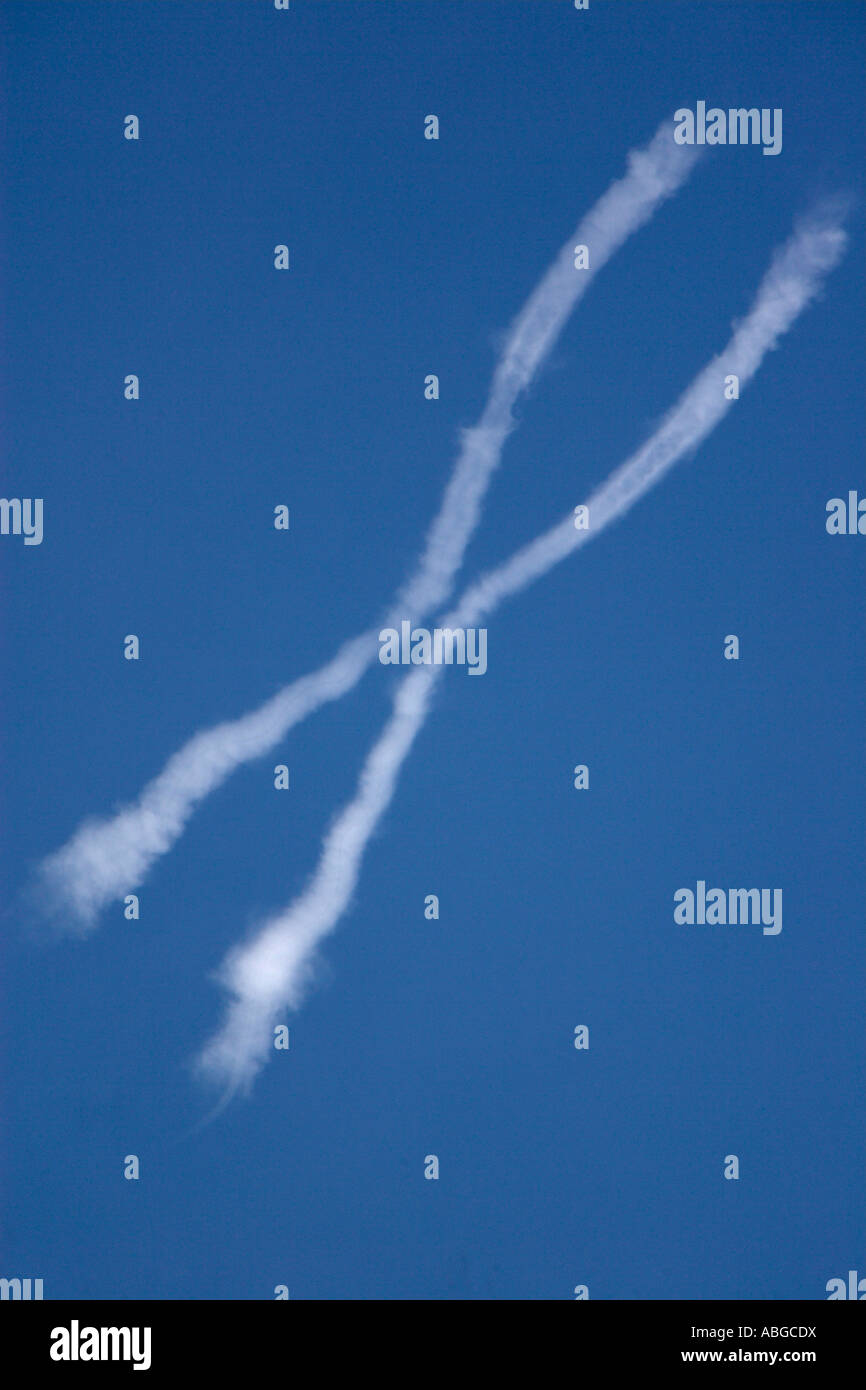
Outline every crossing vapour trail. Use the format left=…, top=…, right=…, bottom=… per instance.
left=34, top=122, right=700, bottom=933
left=195, top=203, right=848, bottom=1096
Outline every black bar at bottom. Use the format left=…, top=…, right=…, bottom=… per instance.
left=1, top=1298, right=861, bottom=1375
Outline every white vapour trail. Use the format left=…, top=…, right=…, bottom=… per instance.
left=196, top=205, right=847, bottom=1094
left=36, top=123, right=700, bottom=932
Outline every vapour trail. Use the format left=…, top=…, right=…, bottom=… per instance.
left=35, top=123, right=700, bottom=932
left=196, top=204, right=847, bottom=1095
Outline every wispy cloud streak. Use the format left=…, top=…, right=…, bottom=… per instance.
left=36, top=123, right=699, bottom=931
left=197, top=205, right=847, bottom=1094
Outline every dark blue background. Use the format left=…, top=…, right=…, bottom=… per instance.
left=1, top=0, right=863, bottom=1299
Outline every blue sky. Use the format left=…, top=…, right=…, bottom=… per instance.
left=1, top=0, right=863, bottom=1300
